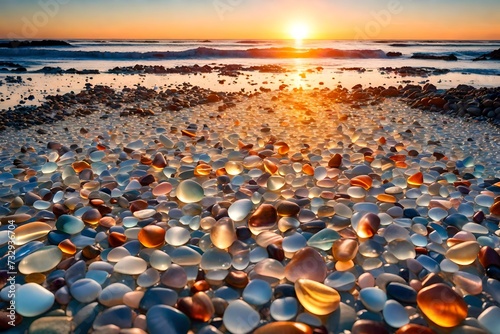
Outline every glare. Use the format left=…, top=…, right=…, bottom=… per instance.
left=290, top=23, right=309, bottom=41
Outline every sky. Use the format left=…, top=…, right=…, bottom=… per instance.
left=0, top=0, right=499, bottom=40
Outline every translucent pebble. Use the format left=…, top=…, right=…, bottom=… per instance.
left=417, top=283, right=467, bottom=327
left=306, top=228, right=340, bottom=250
left=150, top=250, right=172, bottom=271
left=41, top=162, right=58, bottom=174
left=282, top=232, right=307, bottom=253
left=170, top=246, right=202, bottom=265
left=324, top=271, right=356, bottom=291
left=99, top=283, right=133, bottom=307
left=243, top=279, right=272, bottom=305
left=176, top=180, right=204, bottom=203
left=153, top=182, right=173, bottom=196
left=428, top=207, right=448, bottom=221
left=383, top=224, right=409, bottom=242
left=137, top=268, right=160, bottom=287
left=165, top=226, right=190, bottom=246
left=16, top=283, right=54, bottom=317
left=453, top=271, right=483, bottom=295
left=440, top=259, right=459, bottom=273
left=358, top=273, right=375, bottom=288
left=70, top=278, right=102, bottom=303
left=211, top=217, right=237, bottom=249
left=334, top=203, right=352, bottom=218
left=295, top=278, right=340, bottom=315
left=347, top=186, right=366, bottom=199
left=332, top=239, right=358, bottom=261
left=114, top=256, right=148, bottom=275
left=254, top=259, right=285, bottom=279
left=462, top=223, right=488, bottom=234
left=383, top=300, right=409, bottom=328
left=19, top=246, right=62, bottom=274
left=270, top=297, right=299, bottom=321
left=267, top=176, right=286, bottom=191
left=56, top=214, right=84, bottom=234
left=223, top=300, right=260, bottom=334
left=359, top=287, right=387, bottom=312
left=446, top=241, right=480, bottom=265
left=161, top=264, right=187, bottom=289
left=138, top=225, right=165, bottom=248
left=13, top=222, right=52, bottom=246
left=228, top=199, right=253, bottom=221
left=356, top=213, right=380, bottom=238
left=478, top=306, right=500, bottom=334
left=107, top=247, right=131, bottom=262
left=200, top=248, right=232, bottom=270
left=285, top=247, right=327, bottom=282
left=387, top=239, right=416, bottom=260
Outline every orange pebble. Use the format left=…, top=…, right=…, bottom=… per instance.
left=408, top=172, right=424, bottom=187
left=350, top=175, right=372, bottom=190
left=59, top=239, right=77, bottom=255
left=138, top=225, right=166, bottom=248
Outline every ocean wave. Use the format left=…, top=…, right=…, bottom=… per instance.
left=0, top=47, right=388, bottom=60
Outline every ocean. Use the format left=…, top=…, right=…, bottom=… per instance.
left=1, top=39, right=499, bottom=76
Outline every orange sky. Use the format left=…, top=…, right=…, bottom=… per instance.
left=1, top=0, right=499, bottom=40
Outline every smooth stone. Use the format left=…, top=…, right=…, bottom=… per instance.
left=254, top=258, right=285, bottom=279
left=210, top=217, right=237, bottom=249
left=254, top=322, right=312, bottom=334
left=383, top=300, right=409, bottom=328
left=138, top=225, right=165, bottom=248
left=170, top=246, right=202, bottom=266
left=324, top=271, right=356, bottom=291
left=326, top=302, right=357, bottom=333
left=99, top=283, right=133, bottom=307
left=200, top=248, right=232, bottom=270
left=177, top=291, right=214, bottom=322
left=285, top=247, right=327, bottom=283
left=70, top=278, right=102, bottom=303
left=243, top=279, right=272, bottom=306
left=386, top=282, right=417, bottom=304
left=152, top=182, right=172, bottom=196
left=56, top=215, right=84, bottom=234
left=351, top=319, right=388, bottom=334
left=479, top=246, right=500, bottom=268
left=13, top=222, right=52, bottom=245
left=387, top=239, right=416, bottom=260
left=295, top=278, right=340, bottom=315
left=19, top=246, right=62, bottom=274
left=137, top=268, right=160, bottom=287
left=270, top=297, right=299, bottom=321
left=140, top=287, right=178, bottom=310
left=276, top=201, right=301, bottom=217
left=248, top=204, right=278, bottom=235
left=176, top=180, right=204, bottom=203
left=478, top=306, right=500, bottom=334
left=417, top=283, right=467, bottom=327
left=29, top=316, right=73, bottom=333
left=114, top=256, right=147, bottom=275
left=223, top=300, right=260, bottom=334
left=359, top=287, right=387, bottom=312
left=16, top=283, right=54, bottom=317
left=149, top=250, right=172, bottom=271
left=306, top=228, right=340, bottom=251
left=165, top=226, right=190, bottom=246
left=94, top=305, right=132, bottom=329
left=160, top=264, right=187, bottom=289
left=332, top=239, right=358, bottom=262
left=356, top=213, right=380, bottom=238
left=228, top=199, right=254, bottom=221
left=453, top=271, right=483, bottom=295
left=446, top=241, right=480, bottom=265
left=282, top=232, right=307, bottom=253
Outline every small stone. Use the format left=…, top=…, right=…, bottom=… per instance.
left=223, top=300, right=260, bottom=334
left=445, top=241, right=480, bottom=265
left=138, top=225, right=166, bottom=248
left=417, top=283, right=467, bottom=327
left=285, top=247, right=327, bottom=283
left=295, top=278, right=340, bottom=315
left=176, top=180, right=204, bottom=203
left=16, top=283, right=54, bottom=317
left=359, top=287, right=387, bottom=312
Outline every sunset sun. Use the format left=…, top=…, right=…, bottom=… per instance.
left=289, top=22, right=309, bottom=41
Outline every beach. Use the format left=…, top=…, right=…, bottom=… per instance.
left=1, top=39, right=500, bottom=334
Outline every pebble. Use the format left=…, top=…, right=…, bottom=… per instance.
left=285, top=247, right=327, bottom=282
left=70, top=278, right=102, bottom=303
left=16, top=283, right=55, bottom=317
left=295, top=278, right=340, bottom=315
left=223, top=300, right=260, bottom=334
left=19, top=246, right=62, bottom=274
left=383, top=300, right=409, bottom=328
left=243, top=279, right=272, bottom=305
left=176, top=180, right=204, bottom=203
left=359, top=287, right=387, bottom=312
left=478, top=306, right=500, bottom=334
left=417, top=283, right=467, bottom=327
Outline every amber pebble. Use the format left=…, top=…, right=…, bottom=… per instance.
left=332, top=239, right=358, bottom=262
left=395, top=324, right=435, bottom=334
left=90, top=198, right=105, bottom=206
left=295, top=278, right=340, bottom=315
left=130, top=199, right=148, bottom=213
left=285, top=247, right=327, bottom=283
left=194, top=163, right=212, bottom=176
left=249, top=204, right=278, bottom=234
left=376, top=194, right=396, bottom=203
left=191, top=280, right=211, bottom=293
left=417, top=283, right=467, bottom=327
left=152, top=152, right=167, bottom=169
left=408, top=172, right=423, bottom=187
left=479, top=246, right=500, bottom=268
left=13, top=222, right=52, bottom=245
left=82, top=245, right=101, bottom=259
left=225, top=271, right=249, bottom=289
left=445, top=241, right=480, bottom=265
left=108, top=232, right=127, bottom=247
left=302, top=164, right=314, bottom=176
left=277, top=201, right=300, bottom=217
left=99, top=216, right=116, bottom=228
left=490, top=201, right=500, bottom=216
left=58, top=239, right=77, bottom=255
left=350, top=175, right=373, bottom=190
left=352, top=320, right=388, bottom=334
left=276, top=142, right=290, bottom=155
left=72, top=160, right=91, bottom=173
left=177, top=292, right=214, bottom=322
left=264, top=159, right=278, bottom=174
left=140, top=155, right=153, bottom=165
left=328, top=154, right=342, bottom=168
left=210, top=217, right=237, bottom=249
left=254, top=322, right=312, bottom=334
left=25, top=273, right=46, bottom=284
left=138, top=225, right=166, bottom=248
left=356, top=213, right=380, bottom=238
left=81, top=208, right=102, bottom=224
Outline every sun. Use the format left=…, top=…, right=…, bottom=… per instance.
left=289, top=23, right=309, bottom=41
